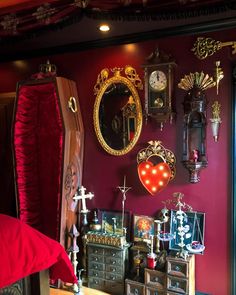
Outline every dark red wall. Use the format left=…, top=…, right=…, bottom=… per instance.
left=0, top=27, right=235, bottom=295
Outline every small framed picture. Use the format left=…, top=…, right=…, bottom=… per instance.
left=169, top=210, right=205, bottom=254
left=98, top=209, right=131, bottom=240
left=133, top=214, right=155, bottom=243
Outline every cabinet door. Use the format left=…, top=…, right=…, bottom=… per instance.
left=105, top=280, right=124, bottom=295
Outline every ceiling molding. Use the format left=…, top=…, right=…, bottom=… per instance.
left=0, top=16, right=236, bottom=62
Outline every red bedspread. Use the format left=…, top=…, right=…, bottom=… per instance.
left=0, top=214, right=77, bottom=288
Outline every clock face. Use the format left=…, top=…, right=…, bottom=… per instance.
left=149, top=70, right=167, bottom=92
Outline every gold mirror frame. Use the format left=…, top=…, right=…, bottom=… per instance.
left=93, top=66, right=143, bottom=156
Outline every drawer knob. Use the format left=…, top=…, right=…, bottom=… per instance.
left=112, top=261, right=116, bottom=264
left=134, top=288, right=139, bottom=295
left=175, top=265, right=181, bottom=271
left=112, top=268, right=116, bottom=272
left=95, top=257, right=98, bottom=261
left=154, top=277, right=159, bottom=282
left=174, top=281, right=180, bottom=288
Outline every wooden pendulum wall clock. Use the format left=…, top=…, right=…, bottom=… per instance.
left=142, top=48, right=176, bottom=130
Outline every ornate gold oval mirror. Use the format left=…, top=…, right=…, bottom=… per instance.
left=94, top=66, right=143, bottom=156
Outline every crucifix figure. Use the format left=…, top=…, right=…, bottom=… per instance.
left=73, top=186, right=94, bottom=213
left=117, top=175, right=131, bottom=235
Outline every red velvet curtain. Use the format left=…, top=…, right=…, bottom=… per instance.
left=13, top=81, right=63, bottom=241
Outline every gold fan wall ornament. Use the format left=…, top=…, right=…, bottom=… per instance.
left=178, top=72, right=216, bottom=91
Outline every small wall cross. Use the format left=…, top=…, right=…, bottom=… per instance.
left=73, top=186, right=94, bottom=213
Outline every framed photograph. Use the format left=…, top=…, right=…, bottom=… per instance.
left=98, top=209, right=131, bottom=240
left=169, top=210, right=205, bottom=254
left=133, top=214, right=155, bottom=243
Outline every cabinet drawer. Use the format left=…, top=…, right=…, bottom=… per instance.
left=88, top=277, right=105, bottom=290
left=167, top=275, right=188, bottom=294
left=167, top=260, right=188, bottom=278
left=126, top=279, right=145, bottom=295
left=105, top=280, right=124, bottom=295
left=88, top=261, right=105, bottom=271
left=88, top=246, right=104, bottom=256
left=105, top=271, right=123, bottom=282
left=88, top=269, right=104, bottom=278
left=145, top=269, right=166, bottom=291
left=145, top=286, right=165, bottom=295
left=105, top=256, right=122, bottom=266
left=106, top=264, right=123, bottom=274
left=105, top=248, right=123, bottom=258
left=90, top=254, right=104, bottom=263
left=166, top=255, right=194, bottom=279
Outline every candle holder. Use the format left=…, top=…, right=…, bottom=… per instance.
left=68, top=224, right=80, bottom=280
left=133, top=250, right=143, bottom=282
left=210, top=100, right=222, bottom=142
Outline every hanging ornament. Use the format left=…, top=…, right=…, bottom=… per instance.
left=137, top=140, right=176, bottom=195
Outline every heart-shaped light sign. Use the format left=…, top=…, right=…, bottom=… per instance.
left=138, top=160, right=171, bottom=195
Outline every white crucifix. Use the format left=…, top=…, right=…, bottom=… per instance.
left=117, top=175, right=131, bottom=233
left=73, top=186, right=94, bottom=213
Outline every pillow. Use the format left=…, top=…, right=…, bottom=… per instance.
left=0, top=214, right=77, bottom=288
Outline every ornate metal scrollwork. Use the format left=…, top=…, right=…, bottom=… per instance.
left=137, top=140, right=176, bottom=179
left=192, top=37, right=236, bottom=60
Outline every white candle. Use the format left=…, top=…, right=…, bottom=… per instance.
left=150, top=235, right=154, bottom=254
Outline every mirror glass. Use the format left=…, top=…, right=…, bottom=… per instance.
left=94, top=66, right=143, bottom=156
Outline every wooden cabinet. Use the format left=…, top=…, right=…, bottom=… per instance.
left=126, top=255, right=195, bottom=295
left=87, top=243, right=129, bottom=295
left=166, top=255, right=195, bottom=294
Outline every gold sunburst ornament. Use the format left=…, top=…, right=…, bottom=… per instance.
left=178, top=71, right=216, bottom=91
